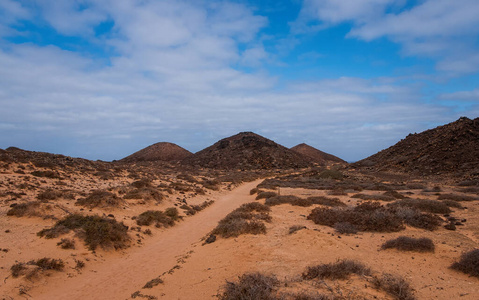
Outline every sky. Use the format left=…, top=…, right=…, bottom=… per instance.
left=0, top=0, right=478, bottom=162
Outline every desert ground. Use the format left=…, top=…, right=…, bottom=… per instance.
left=1, top=159, right=478, bottom=300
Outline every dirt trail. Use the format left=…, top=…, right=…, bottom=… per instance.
left=31, top=179, right=263, bottom=300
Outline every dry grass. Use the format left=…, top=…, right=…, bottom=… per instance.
left=38, top=214, right=130, bottom=251
left=387, top=199, right=451, bottom=214
left=437, top=193, right=478, bottom=202
left=371, top=273, right=416, bottom=300
left=302, top=259, right=371, bottom=280
left=218, top=273, right=279, bottom=300
left=381, top=236, right=435, bottom=252
left=123, top=187, right=163, bottom=202
left=256, top=191, right=277, bottom=200
left=7, top=201, right=43, bottom=217
left=265, top=195, right=344, bottom=207
left=351, top=193, right=396, bottom=201
left=450, top=249, right=479, bottom=278
left=57, top=238, right=75, bottom=249
left=11, top=258, right=64, bottom=279
left=136, top=208, right=179, bottom=227
left=212, top=203, right=271, bottom=238
left=76, top=190, right=124, bottom=208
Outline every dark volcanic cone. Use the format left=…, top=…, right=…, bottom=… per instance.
left=121, top=142, right=192, bottom=163
left=182, top=132, right=314, bottom=170
left=355, top=117, right=479, bottom=177
left=291, top=143, right=346, bottom=165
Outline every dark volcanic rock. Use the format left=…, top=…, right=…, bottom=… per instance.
left=355, top=117, right=479, bottom=178
left=121, top=142, right=192, bottom=163
left=291, top=143, right=346, bottom=165
left=182, top=132, right=314, bottom=170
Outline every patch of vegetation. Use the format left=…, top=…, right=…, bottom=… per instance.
left=6, top=201, right=42, bottom=217
left=318, top=170, right=344, bottom=180
left=265, top=195, right=344, bottom=208
left=249, top=188, right=260, bottom=195
left=37, top=189, right=74, bottom=201
left=136, top=208, right=179, bottom=227
left=255, top=191, right=277, bottom=200
left=307, top=196, right=346, bottom=207
left=57, top=238, right=75, bottom=249
left=76, top=190, right=123, bottom=208
left=372, top=273, right=416, bottom=300
left=302, top=259, right=371, bottom=280
left=437, top=193, right=478, bottom=202
left=218, top=273, right=279, bottom=300
left=450, top=249, right=479, bottom=278
left=352, top=193, right=395, bottom=201
left=391, top=207, right=443, bottom=231
left=333, top=222, right=358, bottom=234
left=38, top=214, right=130, bottom=251
left=124, top=187, right=163, bottom=202
left=212, top=202, right=271, bottom=238
left=387, top=199, right=451, bottom=214
left=11, top=258, right=64, bottom=279
left=381, top=236, right=435, bottom=252
left=31, top=170, right=60, bottom=179
left=441, top=200, right=464, bottom=209
left=143, top=277, right=164, bottom=289
left=180, top=200, right=214, bottom=215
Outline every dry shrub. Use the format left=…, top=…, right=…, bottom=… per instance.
left=256, top=191, right=277, bottom=200
left=76, top=190, right=123, bottom=208
left=308, top=196, right=346, bottom=207
left=318, top=170, right=343, bottom=180
left=202, top=179, right=220, bottom=190
left=384, top=190, right=406, bottom=199
left=307, top=204, right=404, bottom=233
left=180, top=200, right=214, bottom=215
left=352, top=193, right=395, bottom=201
left=218, top=273, right=279, bottom=300
left=289, top=225, right=307, bottom=234
left=7, top=201, right=42, bottom=217
left=387, top=199, right=451, bottom=214
left=38, top=214, right=130, bottom=251
left=143, top=277, right=164, bottom=289
left=124, top=187, right=163, bottom=202
left=37, top=189, right=73, bottom=201
left=11, top=258, right=64, bottom=279
left=437, top=193, right=478, bottom=202
left=212, top=203, right=271, bottom=238
left=450, top=249, right=479, bottom=278
left=57, top=238, right=75, bottom=249
left=136, top=209, right=178, bottom=227
left=333, top=222, right=358, bottom=234
left=131, top=178, right=152, bottom=188
left=381, top=236, right=435, bottom=252
left=250, top=188, right=260, bottom=195
left=391, top=207, right=442, bottom=231
left=31, top=170, right=60, bottom=179
left=372, top=273, right=416, bottom=300
left=441, top=200, right=464, bottom=209
left=302, top=259, right=371, bottom=280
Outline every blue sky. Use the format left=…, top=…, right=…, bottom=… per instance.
left=1, top=0, right=478, bottom=162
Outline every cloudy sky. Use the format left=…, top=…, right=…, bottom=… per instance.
left=1, top=0, right=478, bottom=162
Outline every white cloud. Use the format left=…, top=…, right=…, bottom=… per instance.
left=294, top=0, right=479, bottom=76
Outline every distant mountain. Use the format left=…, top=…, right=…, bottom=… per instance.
left=182, top=132, right=314, bottom=170
left=355, top=117, right=479, bottom=177
left=290, top=143, right=346, bottom=165
left=121, top=142, right=192, bottom=163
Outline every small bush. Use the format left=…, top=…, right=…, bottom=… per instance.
left=250, top=188, right=260, bottom=195
left=334, top=222, right=358, bottom=234
left=76, top=190, right=123, bottom=208
left=372, top=273, right=416, bottom=300
left=31, top=170, right=60, bottom=178
left=256, top=191, right=277, bottom=200
left=123, top=187, right=163, bottom=202
left=302, top=259, right=371, bottom=280
left=143, top=277, right=164, bottom=289
left=218, top=273, right=279, bottom=300
left=318, top=170, right=343, bottom=180
left=131, top=178, right=152, bottom=188
left=38, top=214, right=130, bottom=251
left=11, top=258, right=64, bottom=279
left=387, top=199, right=451, bottom=214
left=265, top=195, right=306, bottom=206
left=352, top=193, right=395, bottom=201
left=308, top=196, right=346, bottom=207
left=392, top=207, right=442, bottom=231
left=441, top=200, right=464, bottom=209
left=136, top=210, right=176, bottom=227
left=437, top=193, right=478, bottom=202
left=37, top=189, right=72, bottom=201
left=57, top=238, right=75, bottom=249
left=212, top=203, right=271, bottom=238
left=381, top=236, right=435, bottom=252
left=450, top=249, right=479, bottom=278
left=11, top=263, right=27, bottom=278
left=6, top=201, right=42, bottom=217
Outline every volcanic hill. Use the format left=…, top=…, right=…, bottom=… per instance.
left=182, top=132, right=314, bottom=170
left=356, top=117, right=479, bottom=178
left=291, top=143, right=346, bottom=165
left=121, top=142, right=192, bottom=163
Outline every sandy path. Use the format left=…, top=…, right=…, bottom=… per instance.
left=32, top=179, right=262, bottom=300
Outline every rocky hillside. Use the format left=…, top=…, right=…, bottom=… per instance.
left=182, top=132, right=314, bottom=170
left=291, top=143, right=346, bottom=165
left=355, top=117, right=479, bottom=178
left=121, top=142, right=192, bottom=163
